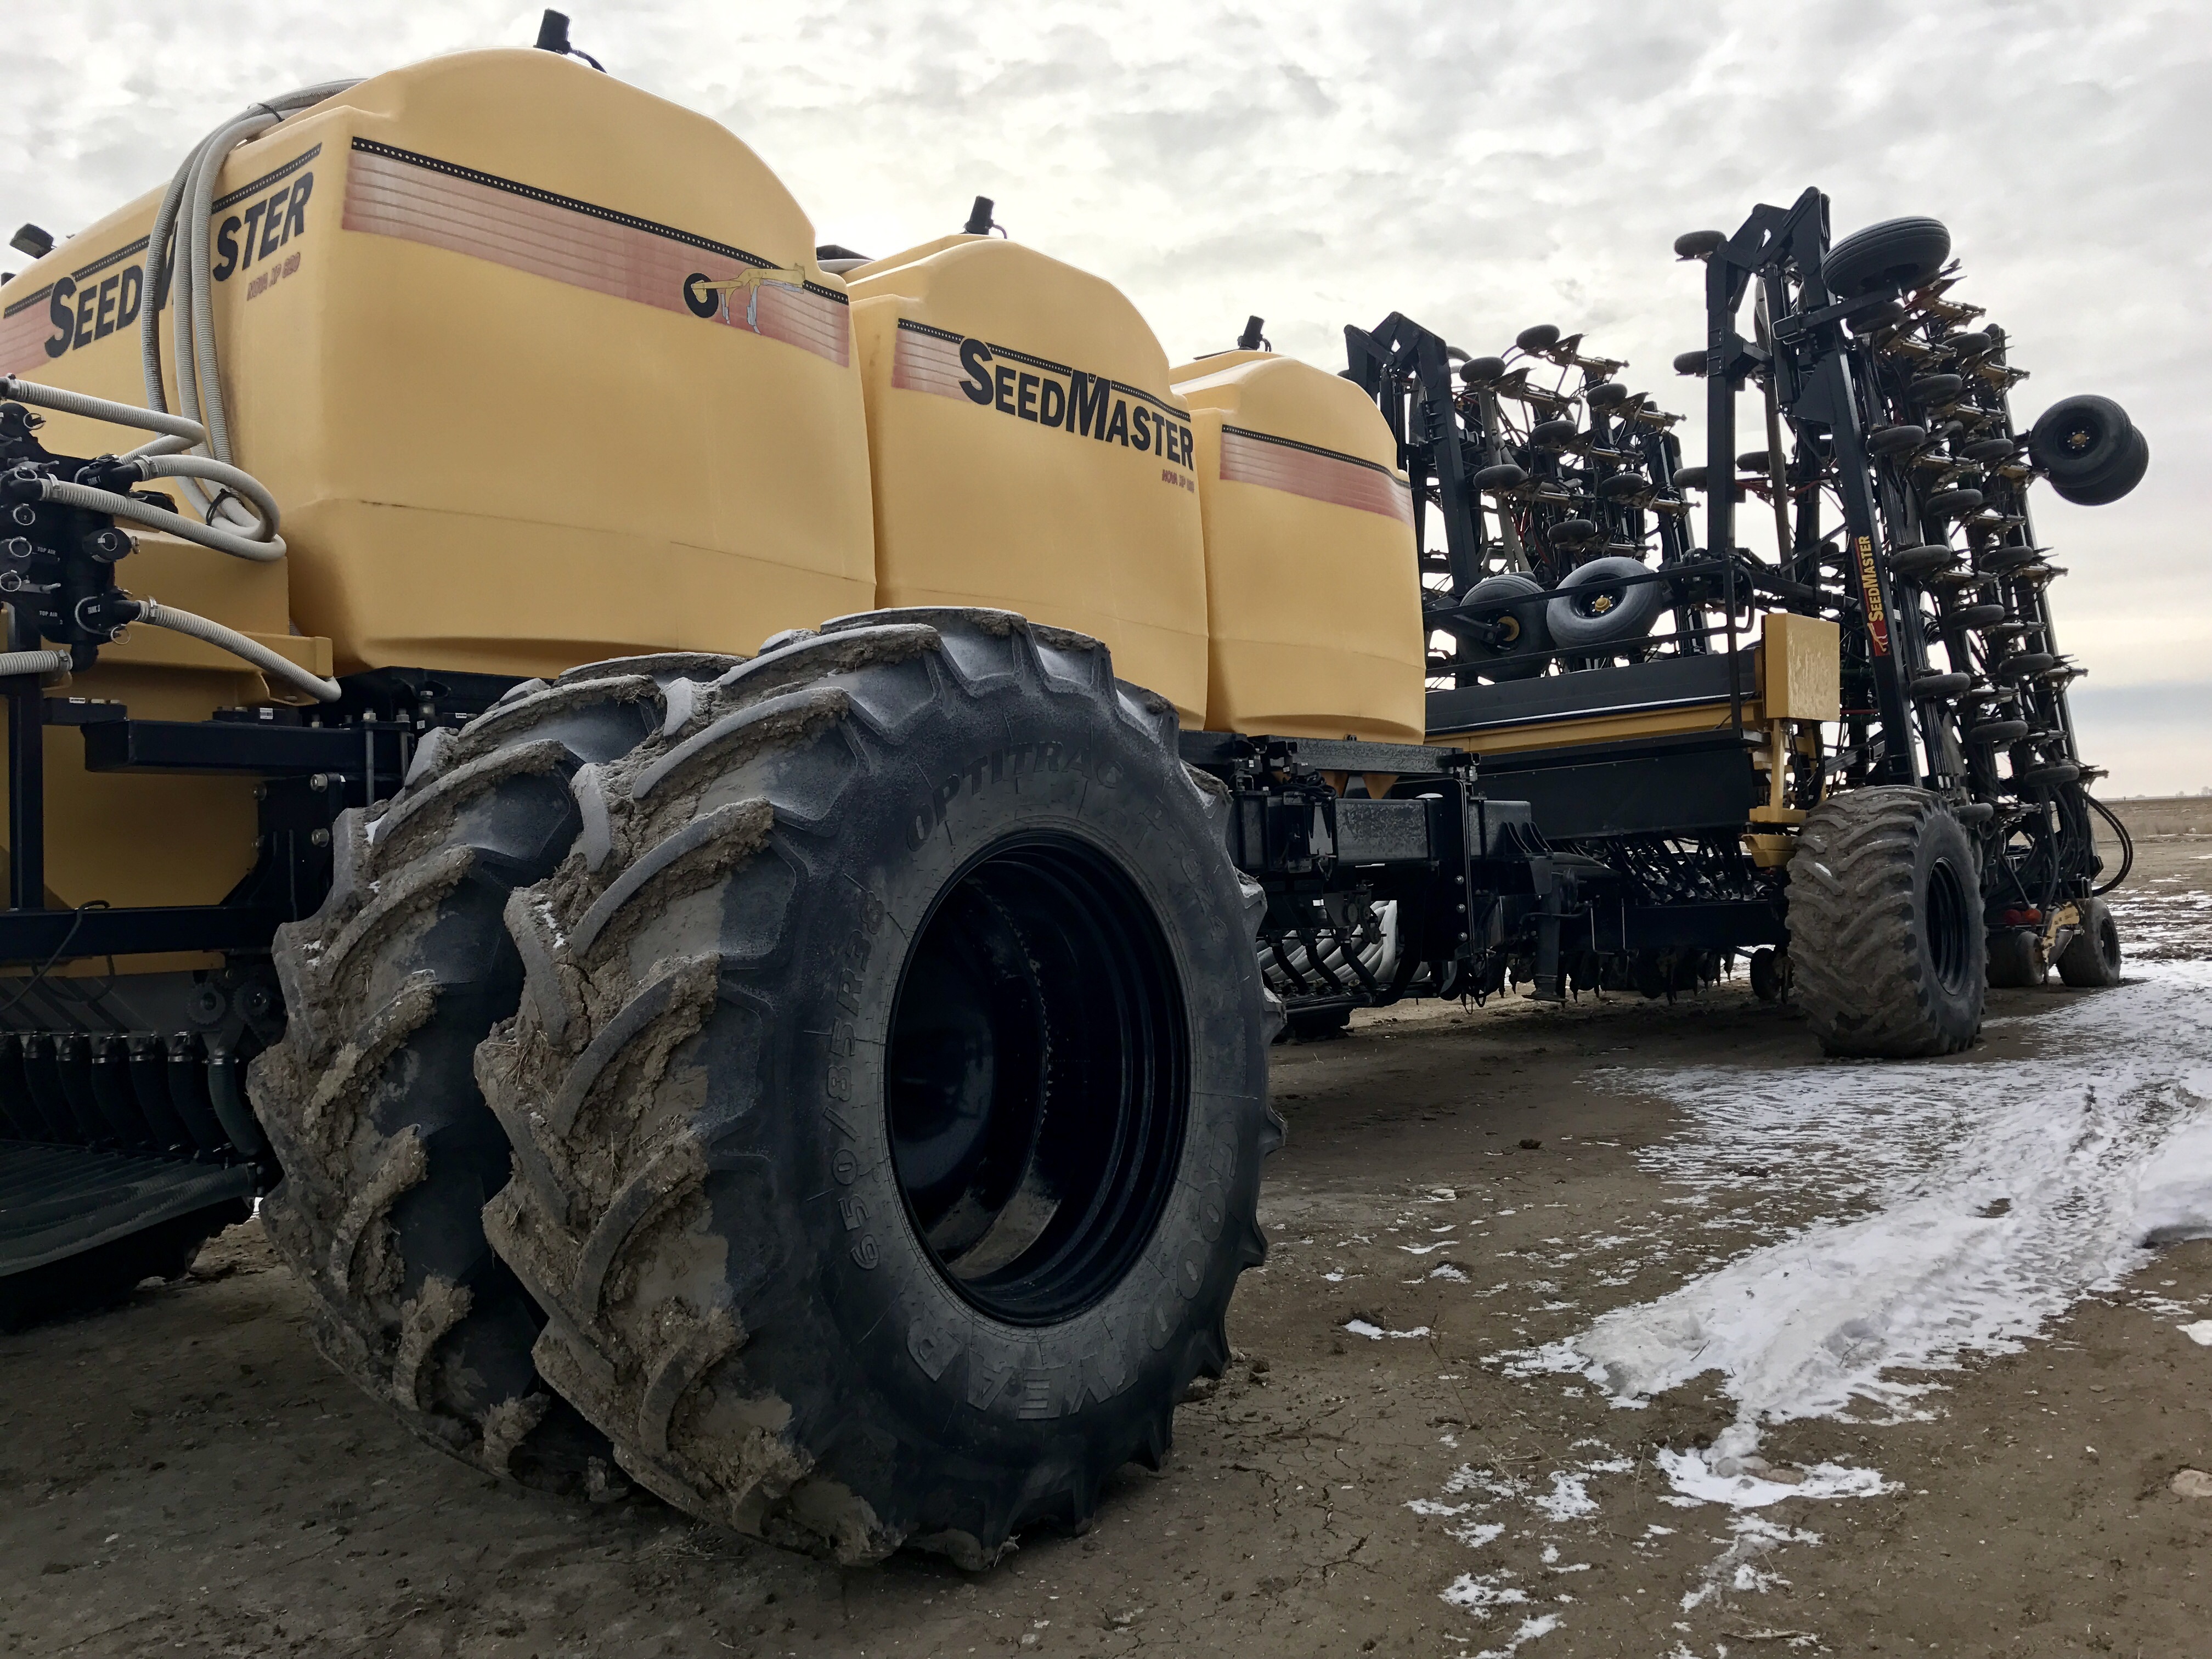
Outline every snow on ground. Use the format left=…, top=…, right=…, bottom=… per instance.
left=1549, top=960, right=2212, bottom=1498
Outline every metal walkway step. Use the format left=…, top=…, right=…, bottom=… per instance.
left=1, top=1141, right=256, bottom=1300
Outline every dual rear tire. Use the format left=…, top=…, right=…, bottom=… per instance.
left=253, top=611, right=1277, bottom=1564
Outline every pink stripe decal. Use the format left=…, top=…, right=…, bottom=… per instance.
left=0, top=303, right=50, bottom=378
left=342, top=148, right=849, bottom=366
left=891, top=328, right=969, bottom=398
left=1220, top=427, right=1412, bottom=525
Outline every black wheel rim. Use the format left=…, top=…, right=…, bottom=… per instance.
left=1926, top=856, right=1972, bottom=994
left=886, top=833, right=1191, bottom=1324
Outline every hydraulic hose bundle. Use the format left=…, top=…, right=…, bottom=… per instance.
left=136, top=82, right=356, bottom=536
left=0, top=374, right=337, bottom=701
left=0, top=81, right=357, bottom=704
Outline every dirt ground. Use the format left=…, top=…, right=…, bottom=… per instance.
left=3, top=840, right=2208, bottom=1659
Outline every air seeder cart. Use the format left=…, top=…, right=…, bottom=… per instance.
left=0, top=30, right=2141, bottom=1564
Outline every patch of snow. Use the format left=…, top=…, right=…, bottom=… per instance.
left=1530, top=1471, right=1599, bottom=1522
left=1474, top=1613, right=1561, bottom=1657
left=1440, top=1572, right=1527, bottom=1612
left=2181, top=1320, right=2212, bottom=1346
left=1656, top=1443, right=1895, bottom=1509
left=1679, top=1514, right=1821, bottom=1611
left=1555, top=964, right=2212, bottom=1477
left=1449, top=1521, right=1506, bottom=1549
left=1344, top=1319, right=1431, bottom=1340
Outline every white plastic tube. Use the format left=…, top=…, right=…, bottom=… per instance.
left=139, top=81, right=356, bottom=524
left=0, top=650, right=73, bottom=678
left=133, top=455, right=282, bottom=540
left=0, top=375, right=205, bottom=443
left=34, top=478, right=285, bottom=563
left=131, top=599, right=338, bottom=702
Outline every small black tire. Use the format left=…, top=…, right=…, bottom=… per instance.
left=1461, top=573, right=1554, bottom=681
left=1890, top=543, right=1959, bottom=579
left=1673, top=349, right=1709, bottom=378
left=2029, top=394, right=2135, bottom=486
left=1821, top=216, right=1951, bottom=298
left=1530, top=418, right=1581, bottom=449
left=1867, top=425, right=1928, bottom=456
left=1985, top=928, right=2045, bottom=988
left=1748, top=947, right=1785, bottom=1004
left=1459, top=355, right=1508, bottom=386
left=1786, top=787, right=1985, bottom=1057
left=1284, top=1007, right=1355, bottom=1042
left=1472, top=462, right=1528, bottom=492
left=1911, top=671, right=1972, bottom=701
left=2056, top=897, right=2123, bottom=988
left=1516, top=323, right=1562, bottom=354
left=1546, top=556, right=1666, bottom=651
left=249, top=653, right=736, bottom=1492
left=1922, top=487, right=1985, bottom=520
left=475, top=611, right=1279, bottom=1565
left=1584, top=381, right=1629, bottom=409
left=2051, top=426, right=2149, bottom=506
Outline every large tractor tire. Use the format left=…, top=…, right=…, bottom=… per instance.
left=1786, top=787, right=1985, bottom=1057
left=475, top=610, right=1280, bottom=1565
left=249, top=652, right=736, bottom=1492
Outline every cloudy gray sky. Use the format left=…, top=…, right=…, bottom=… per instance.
left=8, top=1, right=2205, bottom=792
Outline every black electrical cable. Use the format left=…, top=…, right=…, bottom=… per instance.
left=2084, top=792, right=2135, bottom=896
left=0, top=900, right=109, bottom=1020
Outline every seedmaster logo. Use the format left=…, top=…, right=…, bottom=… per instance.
left=1855, top=534, right=1891, bottom=656
left=891, top=319, right=1196, bottom=470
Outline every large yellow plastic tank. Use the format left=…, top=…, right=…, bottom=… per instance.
left=845, top=238, right=1210, bottom=723
left=1169, top=352, right=1425, bottom=742
left=1, top=47, right=877, bottom=677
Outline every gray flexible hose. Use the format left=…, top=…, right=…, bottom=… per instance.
left=120, top=432, right=198, bottom=461
left=132, top=598, right=339, bottom=701
left=36, top=478, right=286, bottom=562
left=134, top=454, right=281, bottom=539
left=0, top=375, right=205, bottom=442
left=139, top=80, right=356, bottom=523
left=0, top=650, right=74, bottom=678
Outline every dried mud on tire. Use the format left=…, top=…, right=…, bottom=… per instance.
left=247, top=653, right=734, bottom=1491
left=476, top=610, right=1282, bottom=1564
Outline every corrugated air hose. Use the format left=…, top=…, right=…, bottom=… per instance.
left=128, top=599, right=339, bottom=702
left=139, top=81, right=357, bottom=529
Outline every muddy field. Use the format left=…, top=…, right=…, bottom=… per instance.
left=3, top=839, right=2208, bottom=1659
